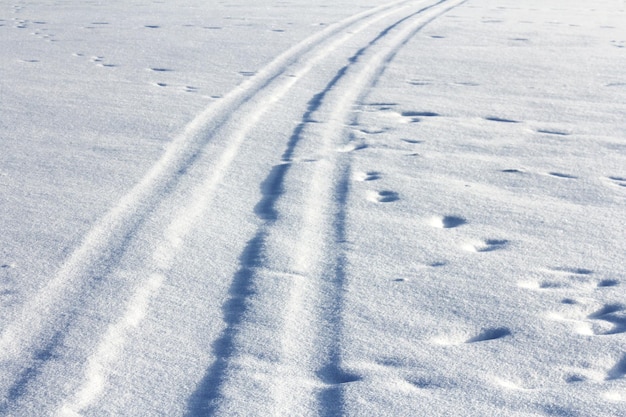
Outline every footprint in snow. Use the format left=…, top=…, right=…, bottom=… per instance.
left=453, top=81, right=480, bottom=87
left=337, top=142, right=367, bottom=153
left=586, top=304, right=626, bottom=335
left=462, top=239, right=509, bottom=253
left=518, top=267, right=595, bottom=291
left=429, top=215, right=466, bottom=229
left=358, top=127, right=388, bottom=135
left=432, top=327, right=512, bottom=346
left=363, top=102, right=398, bottom=110
left=369, top=190, right=399, bottom=203
left=354, top=171, right=381, bottom=181
left=401, top=138, right=423, bottom=144
left=597, top=279, right=619, bottom=288
left=485, top=116, right=519, bottom=123
left=399, top=111, right=440, bottom=123
left=559, top=304, right=626, bottom=337
left=548, top=267, right=593, bottom=276
left=517, top=280, right=570, bottom=290
left=549, top=172, right=577, bottom=179
left=408, top=80, right=432, bottom=86
left=607, top=354, right=626, bottom=380
left=537, top=129, right=570, bottom=136
left=607, top=176, right=626, bottom=188
left=466, top=327, right=511, bottom=343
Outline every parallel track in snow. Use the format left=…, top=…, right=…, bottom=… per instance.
left=0, top=1, right=466, bottom=415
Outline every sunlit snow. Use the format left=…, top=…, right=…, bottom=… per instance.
left=1, top=0, right=625, bottom=416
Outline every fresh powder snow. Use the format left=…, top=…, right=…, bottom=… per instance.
left=0, top=0, right=625, bottom=416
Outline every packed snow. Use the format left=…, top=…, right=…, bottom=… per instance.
left=1, top=0, right=625, bottom=415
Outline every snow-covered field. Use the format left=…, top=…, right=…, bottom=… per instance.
left=1, top=0, right=625, bottom=415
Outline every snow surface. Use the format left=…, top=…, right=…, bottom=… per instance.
left=1, top=0, right=625, bottom=415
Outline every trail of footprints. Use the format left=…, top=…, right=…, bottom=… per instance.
left=354, top=104, right=513, bottom=346
left=353, top=94, right=624, bottom=394
left=5, top=14, right=213, bottom=94
left=523, top=267, right=626, bottom=338
left=519, top=265, right=625, bottom=385
left=360, top=99, right=626, bottom=191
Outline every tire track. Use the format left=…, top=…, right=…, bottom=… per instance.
left=184, top=1, right=467, bottom=415
left=0, top=1, right=430, bottom=414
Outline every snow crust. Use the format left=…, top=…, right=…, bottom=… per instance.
left=1, top=0, right=625, bottom=415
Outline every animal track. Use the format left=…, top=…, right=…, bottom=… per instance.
left=358, top=127, right=388, bottom=135
left=466, top=327, right=511, bottom=343
left=518, top=266, right=617, bottom=295
left=547, top=301, right=626, bottom=337
left=517, top=279, right=571, bottom=290
left=401, top=138, right=423, bottom=144
left=610, top=40, right=625, bottom=49
left=354, top=171, right=381, bottom=181
left=431, top=326, right=512, bottom=346
left=549, top=172, right=577, bottom=179
left=337, top=142, right=367, bottom=153
left=537, top=129, right=570, bottom=136
left=607, top=354, right=626, bottom=380
left=429, top=215, right=466, bottom=229
left=376, top=190, right=400, bottom=203
left=607, top=176, right=626, bottom=187
left=597, top=279, right=619, bottom=288
left=407, top=79, right=432, bottom=86
left=400, top=111, right=440, bottom=123
left=548, top=267, right=593, bottom=276
left=368, top=190, right=399, bottom=203
left=485, top=116, right=519, bottom=123
left=462, top=239, right=508, bottom=253
left=587, top=304, right=626, bottom=335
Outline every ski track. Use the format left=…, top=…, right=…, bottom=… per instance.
left=0, top=0, right=466, bottom=415
left=185, top=0, right=466, bottom=415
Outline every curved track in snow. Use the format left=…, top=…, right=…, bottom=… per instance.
left=0, top=1, right=466, bottom=415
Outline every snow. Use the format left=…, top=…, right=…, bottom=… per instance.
left=1, top=0, right=625, bottom=415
